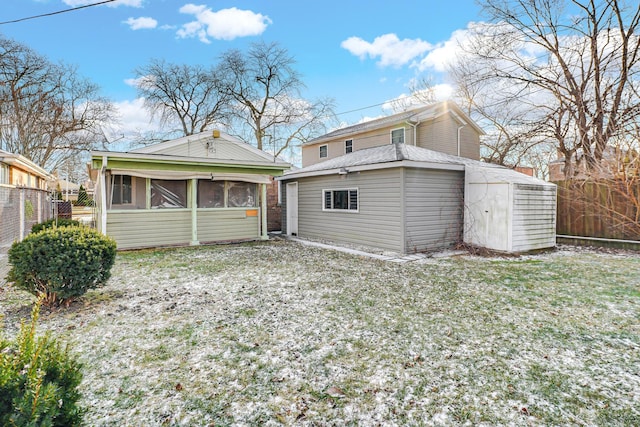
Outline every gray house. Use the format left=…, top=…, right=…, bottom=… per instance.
left=280, top=102, right=557, bottom=254
left=280, top=144, right=466, bottom=253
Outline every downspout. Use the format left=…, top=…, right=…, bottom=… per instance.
left=457, top=125, right=466, bottom=157
left=406, top=120, right=420, bottom=146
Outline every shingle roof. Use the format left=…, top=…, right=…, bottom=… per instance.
left=284, top=144, right=464, bottom=176
left=304, top=101, right=485, bottom=147
left=283, top=143, right=552, bottom=187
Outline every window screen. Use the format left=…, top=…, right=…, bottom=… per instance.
left=151, top=179, right=187, bottom=208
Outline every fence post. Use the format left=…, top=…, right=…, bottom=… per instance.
left=19, top=188, right=25, bottom=240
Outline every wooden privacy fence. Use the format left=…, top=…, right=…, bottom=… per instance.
left=555, top=179, right=640, bottom=241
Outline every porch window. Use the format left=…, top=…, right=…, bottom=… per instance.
left=111, top=175, right=132, bottom=205
left=323, top=188, right=358, bottom=212
left=151, top=179, right=187, bottom=208
left=345, top=139, right=353, bottom=154
left=228, top=181, right=257, bottom=207
left=196, top=180, right=257, bottom=208
left=391, top=128, right=405, bottom=144
left=197, top=180, right=225, bottom=208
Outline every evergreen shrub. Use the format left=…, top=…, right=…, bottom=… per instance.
left=0, top=301, right=84, bottom=426
left=31, top=219, right=80, bottom=234
left=7, top=226, right=117, bottom=305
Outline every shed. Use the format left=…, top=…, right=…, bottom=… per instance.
left=464, top=164, right=557, bottom=252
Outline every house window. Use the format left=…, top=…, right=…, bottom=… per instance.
left=197, top=180, right=225, bottom=208
left=319, top=145, right=328, bottom=158
left=0, top=163, right=9, bottom=185
left=345, top=139, right=353, bottom=154
left=323, top=188, right=358, bottom=212
left=111, top=175, right=132, bottom=205
left=151, top=179, right=187, bottom=208
left=391, top=128, right=405, bottom=144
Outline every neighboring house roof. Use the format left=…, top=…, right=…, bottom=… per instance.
left=281, top=143, right=551, bottom=187
left=0, top=149, right=53, bottom=180
left=304, top=101, right=485, bottom=147
left=51, top=178, right=81, bottom=191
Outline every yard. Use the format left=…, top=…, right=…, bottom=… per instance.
left=1, top=240, right=639, bottom=426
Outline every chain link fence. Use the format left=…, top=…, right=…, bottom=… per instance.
left=0, top=186, right=54, bottom=281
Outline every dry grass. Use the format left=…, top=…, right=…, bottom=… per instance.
left=1, top=240, right=639, bottom=426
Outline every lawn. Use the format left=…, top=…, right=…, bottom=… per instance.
left=1, top=240, right=639, bottom=426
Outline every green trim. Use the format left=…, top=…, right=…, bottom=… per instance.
left=91, top=156, right=286, bottom=176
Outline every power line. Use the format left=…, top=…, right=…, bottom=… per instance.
left=0, top=0, right=117, bottom=25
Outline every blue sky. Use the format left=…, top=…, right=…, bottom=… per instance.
left=2, top=0, right=483, bottom=139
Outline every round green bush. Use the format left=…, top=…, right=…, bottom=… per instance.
left=31, top=218, right=80, bottom=234
left=7, top=226, right=117, bottom=304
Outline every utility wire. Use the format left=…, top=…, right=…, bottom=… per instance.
left=0, top=0, right=117, bottom=25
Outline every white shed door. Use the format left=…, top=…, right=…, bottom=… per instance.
left=286, top=182, right=298, bottom=236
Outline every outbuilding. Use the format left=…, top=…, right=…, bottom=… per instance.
left=463, top=164, right=557, bottom=252
left=280, top=144, right=557, bottom=254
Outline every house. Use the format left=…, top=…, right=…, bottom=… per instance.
left=302, top=101, right=483, bottom=167
left=0, top=150, right=54, bottom=253
left=548, top=146, right=639, bottom=181
left=279, top=103, right=557, bottom=254
left=90, top=130, right=290, bottom=250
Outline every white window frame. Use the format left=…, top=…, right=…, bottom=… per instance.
left=110, top=174, right=134, bottom=206
left=319, top=144, right=328, bottom=158
left=0, top=163, right=9, bottom=185
left=322, top=188, right=359, bottom=213
left=390, top=127, right=405, bottom=144
left=345, top=139, right=353, bottom=154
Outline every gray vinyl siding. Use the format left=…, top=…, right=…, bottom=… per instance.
left=197, top=209, right=260, bottom=242
left=283, top=168, right=404, bottom=252
left=106, top=210, right=192, bottom=249
left=511, top=184, right=557, bottom=252
left=416, top=115, right=480, bottom=160
left=404, top=168, right=464, bottom=252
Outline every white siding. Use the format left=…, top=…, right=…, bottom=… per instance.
left=404, top=168, right=464, bottom=252
left=511, top=184, right=557, bottom=252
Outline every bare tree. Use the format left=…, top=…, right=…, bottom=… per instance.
left=220, top=41, right=335, bottom=157
left=468, top=0, right=640, bottom=175
left=0, top=36, right=115, bottom=171
left=134, top=59, right=231, bottom=137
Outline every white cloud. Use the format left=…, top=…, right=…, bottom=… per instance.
left=63, top=0, right=143, bottom=7
left=123, top=16, right=157, bottom=30
left=124, top=76, right=146, bottom=87
left=341, top=33, right=432, bottom=68
left=177, top=4, right=271, bottom=42
left=111, top=98, right=159, bottom=137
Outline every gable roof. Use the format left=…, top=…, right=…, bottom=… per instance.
left=130, top=130, right=284, bottom=164
left=304, top=101, right=485, bottom=147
